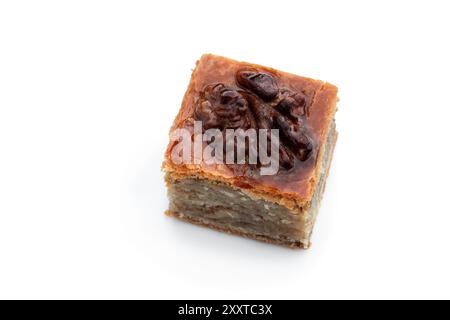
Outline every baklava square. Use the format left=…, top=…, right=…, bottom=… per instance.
left=163, top=54, right=338, bottom=248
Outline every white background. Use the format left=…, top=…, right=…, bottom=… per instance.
left=1, top=0, right=449, bottom=300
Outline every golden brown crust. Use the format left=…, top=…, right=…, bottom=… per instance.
left=163, top=54, right=338, bottom=207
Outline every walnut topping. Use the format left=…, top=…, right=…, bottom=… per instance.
left=236, top=69, right=279, bottom=101
left=194, top=83, right=252, bottom=130
left=193, top=68, right=315, bottom=171
left=274, top=89, right=307, bottom=121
